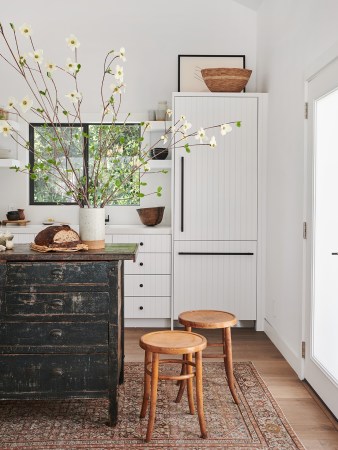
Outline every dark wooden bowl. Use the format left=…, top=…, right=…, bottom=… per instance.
left=151, top=148, right=169, bottom=160
left=137, top=207, right=165, bottom=226
left=6, top=211, right=20, bottom=221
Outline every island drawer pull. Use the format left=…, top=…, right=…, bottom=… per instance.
left=50, top=299, right=64, bottom=308
left=52, top=368, right=64, bottom=376
left=50, top=268, right=64, bottom=280
left=49, top=329, right=62, bottom=338
left=139, top=306, right=144, bottom=310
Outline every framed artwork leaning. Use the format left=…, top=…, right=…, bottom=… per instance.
left=178, top=54, right=246, bottom=92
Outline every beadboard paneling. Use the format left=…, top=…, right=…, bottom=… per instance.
left=173, top=241, right=256, bottom=319
left=174, top=96, right=258, bottom=241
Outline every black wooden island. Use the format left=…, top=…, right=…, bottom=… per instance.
left=0, top=243, right=138, bottom=426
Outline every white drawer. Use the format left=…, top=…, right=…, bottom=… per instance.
left=124, top=275, right=171, bottom=297
left=124, top=253, right=171, bottom=275
left=124, top=297, right=171, bottom=318
left=113, top=235, right=171, bottom=253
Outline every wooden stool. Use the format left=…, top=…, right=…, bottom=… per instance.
left=139, top=330, right=208, bottom=442
left=177, top=310, right=239, bottom=405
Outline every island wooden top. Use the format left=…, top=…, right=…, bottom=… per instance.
left=0, top=243, right=138, bottom=262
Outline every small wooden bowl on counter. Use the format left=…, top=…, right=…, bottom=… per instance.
left=137, top=207, right=165, bottom=226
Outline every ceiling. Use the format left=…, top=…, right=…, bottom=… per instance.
left=233, top=0, right=265, bottom=11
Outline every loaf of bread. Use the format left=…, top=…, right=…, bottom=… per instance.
left=34, top=225, right=82, bottom=248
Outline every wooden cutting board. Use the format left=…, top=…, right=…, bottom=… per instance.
left=1, top=220, right=31, bottom=226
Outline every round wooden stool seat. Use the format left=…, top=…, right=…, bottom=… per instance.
left=179, top=310, right=237, bottom=329
left=140, top=330, right=207, bottom=354
left=177, top=309, right=239, bottom=406
left=139, top=330, right=208, bottom=442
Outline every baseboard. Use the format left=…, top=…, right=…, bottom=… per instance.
left=125, top=318, right=171, bottom=328
left=264, top=318, right=303, bottom=378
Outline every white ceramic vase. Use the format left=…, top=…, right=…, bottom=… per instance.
left=79, top=207, right=106, bottom=250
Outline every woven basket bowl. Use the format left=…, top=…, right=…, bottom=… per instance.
left=201, top=68, right=252, bottom=92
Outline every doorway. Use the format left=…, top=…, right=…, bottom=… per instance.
left=305, top=56, right=338, bottom=418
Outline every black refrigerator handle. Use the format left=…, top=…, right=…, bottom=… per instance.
left=181, top=156, right=184, bottom=232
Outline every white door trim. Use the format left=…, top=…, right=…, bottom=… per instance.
left=303, top=51, right=338, bottom=417
left=302, top=42, right=338, bottom=380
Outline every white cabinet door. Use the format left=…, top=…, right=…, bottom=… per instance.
left=174, top=95, right=258, bottom=241
left=173, top=241, right=256, bottom=320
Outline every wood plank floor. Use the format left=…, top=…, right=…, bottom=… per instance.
left=125, top=328, right=338, bottom=450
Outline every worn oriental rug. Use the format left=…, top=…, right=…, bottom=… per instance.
left=0, top=362, right=304, bottom=450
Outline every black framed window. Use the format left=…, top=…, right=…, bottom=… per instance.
left=29, top=123, right=141, bottom=205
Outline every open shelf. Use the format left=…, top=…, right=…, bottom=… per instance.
left=141, top=160, right=172, bottom=172
left=0, top=159, right=20, bottom=168
left=143, top=121, right=171, bottom=133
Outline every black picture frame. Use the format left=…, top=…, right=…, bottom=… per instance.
left=178, top=54, right=246, bottom=92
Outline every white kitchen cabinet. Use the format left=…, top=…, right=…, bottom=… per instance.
left=113, top=234, right=171, bottom=322
left=173, top=241, right=257, bottom=319
left=172, top=93, right=267, bottom=329
left=174, top=95, right=257, bottom=241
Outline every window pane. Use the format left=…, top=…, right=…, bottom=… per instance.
left=88, top=124, right=141, bottom=206
left=32, top=126, right=83, bottom=203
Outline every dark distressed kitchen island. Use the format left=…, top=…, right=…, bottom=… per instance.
left=0, top=243, right=138, bottom=426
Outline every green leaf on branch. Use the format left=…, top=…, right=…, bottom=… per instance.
left=39, top=90, right=46, bottom=96
left=63, top=110, right=68, bottom=116
left=136, top=192, right=145, bottom=198
left=236, top=121, right=241, bottom=128
left=10, top=23, right=15, bottom=30
left=161, top=170, right=168, bottom=174
left=47, top=72, right=52, bottom=78
left=36, top=108, right=44, bottom=114
left=76, top=64, right=81, bottom=73
left=156, top=186, right=163, bottom=197
left=30, top=173, right=37, bottom=180
left=140, top=181, right=147, bottom=186
left=184, top=144, right=191, bottom=153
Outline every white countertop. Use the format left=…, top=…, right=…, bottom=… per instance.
left=0, top=224, right=172, bottom=235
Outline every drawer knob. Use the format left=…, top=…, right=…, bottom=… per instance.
left=52, top=368, right=64, bottom=376
left=49, top=329, right=62, bottom=338
left=50, top=268, right=64, bottom=280
left=50, top=299, right=64, bottom=309
left=139, top=283, right=143, bottom=288
left=139, top=306, right=144, bottom=310
left=139, top=262, right=144, bottom=266
left=140, top=242, right=144, bottom=246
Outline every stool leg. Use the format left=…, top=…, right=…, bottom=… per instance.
left=186, top=352, right=195, bottom=415
left=195, top=351, right=207, bottom=438
left=140, top=350, right=152, bottom=418
left=223, top=327, right=239, bottom=405
left=146, top=352, right=159, bottom=443
left=175, top=354, right=186, bottom=403
left=176, top=325, right=192, bottom=386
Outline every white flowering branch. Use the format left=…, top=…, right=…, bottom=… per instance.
left=0, top=22, right=241, bottom=208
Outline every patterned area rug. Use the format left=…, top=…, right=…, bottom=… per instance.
left=0, top=362, right=304, bottom=449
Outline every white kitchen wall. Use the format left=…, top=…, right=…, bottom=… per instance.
left=0, top=0, right=257, bottom=225
left=256, top=0, right=338, bottom=376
